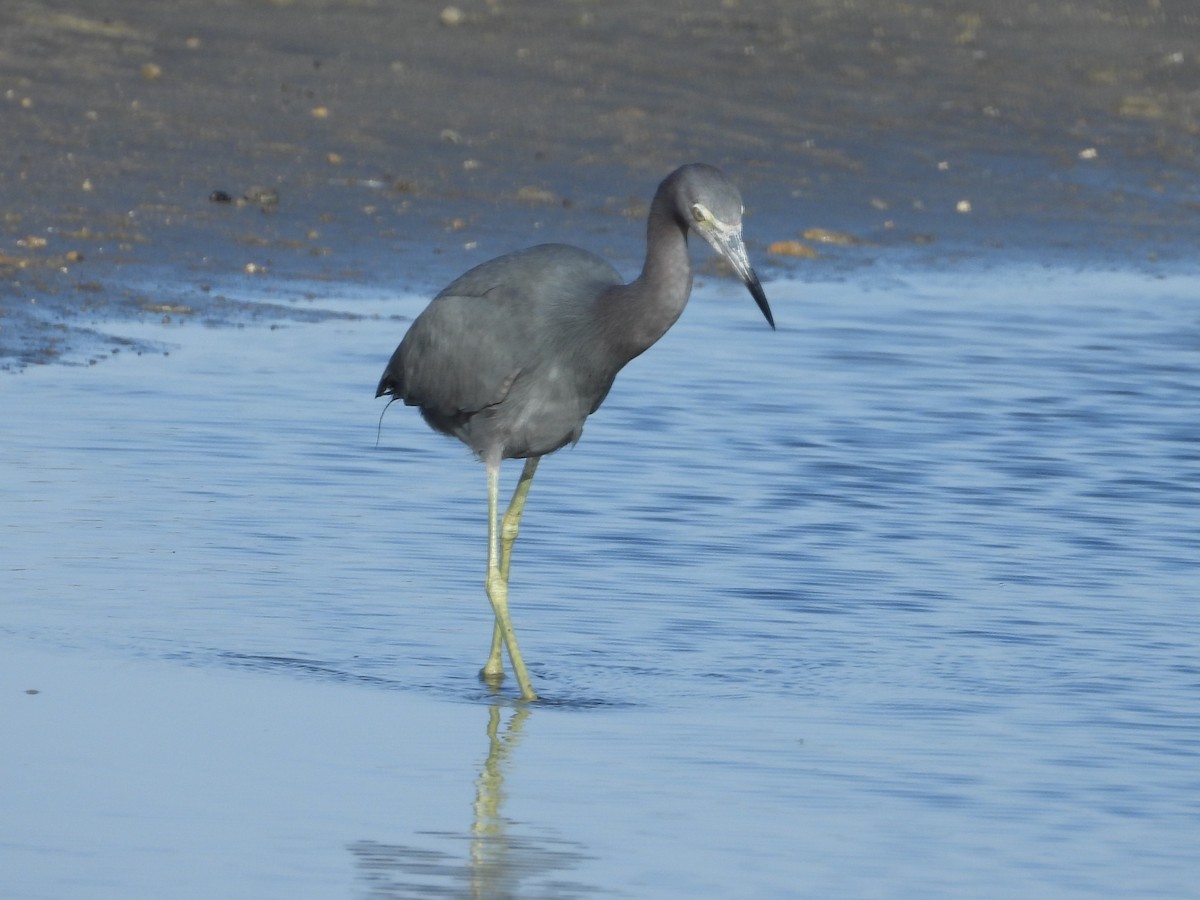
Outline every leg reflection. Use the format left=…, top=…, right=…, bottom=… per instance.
left=470, top=702, right=531, bottom=897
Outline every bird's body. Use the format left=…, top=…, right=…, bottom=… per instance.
left=377, top=164, right=774, bottom=701
left=378, top=244, right=625, bottom=462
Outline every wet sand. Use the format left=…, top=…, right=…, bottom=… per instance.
left=2, top=0, right=1198, bottom=367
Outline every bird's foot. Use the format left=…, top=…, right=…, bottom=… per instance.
left=480, top=659, right=505, bottom=684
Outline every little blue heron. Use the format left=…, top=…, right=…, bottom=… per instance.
left=376, top=163, right=774, bottom=700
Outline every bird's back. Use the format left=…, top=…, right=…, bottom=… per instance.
left=377, top=244, right=624, bottom=461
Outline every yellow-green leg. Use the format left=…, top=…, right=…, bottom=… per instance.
left=481, top=457, right=540, bottom=700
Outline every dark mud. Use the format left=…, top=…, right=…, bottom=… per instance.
left=2, top=0, right=1198, bottom=368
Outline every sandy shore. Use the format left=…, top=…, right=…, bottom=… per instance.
left=2, top=0, right=1198, bottom=366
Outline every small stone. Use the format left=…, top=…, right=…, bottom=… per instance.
left=768, top=240, right=817, bottom=258
left=243, top=186, right=279, bottom=208
left=1119, top=96, right=1163, bottom=119
left=516, top=186, right=557, bottom=203
left=801, top=227, right=860, bottom=245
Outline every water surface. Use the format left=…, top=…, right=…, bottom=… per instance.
left=2, top=267, right=1198, bottom=898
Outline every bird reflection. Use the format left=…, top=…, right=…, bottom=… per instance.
left=348, top=702, right=596, bottom=898
left=469, top=702, right=531, bottom=898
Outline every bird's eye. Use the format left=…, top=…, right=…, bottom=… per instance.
left=691, top=204, right=707, bottom=223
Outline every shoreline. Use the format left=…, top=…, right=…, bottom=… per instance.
left=3, top=0, right=1197, bottom=368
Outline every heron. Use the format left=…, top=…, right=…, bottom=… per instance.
left=376, top=163, right=774, bottom=700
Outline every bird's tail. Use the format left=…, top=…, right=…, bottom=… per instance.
left=375, top=348, right=405, bottom=399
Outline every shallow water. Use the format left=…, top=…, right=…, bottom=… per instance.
left=2, top=267, right=1198, bottom=898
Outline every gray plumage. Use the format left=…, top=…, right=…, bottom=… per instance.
left=376, top=163, right=774, bottom=701
left=382, top=244, right=624, bottom=461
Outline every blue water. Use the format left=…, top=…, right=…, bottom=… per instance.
left=2, top=267, right=1198, bottom=898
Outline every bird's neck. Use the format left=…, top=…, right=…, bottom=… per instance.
left=602, top=195, right=693, bottom=362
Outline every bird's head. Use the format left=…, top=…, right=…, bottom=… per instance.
left=673, top=164, right=775, bottom=330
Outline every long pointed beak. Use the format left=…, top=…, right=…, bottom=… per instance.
left=703, top=226, right=775, bottom=330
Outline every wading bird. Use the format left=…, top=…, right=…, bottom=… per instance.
left=377, top=164, right=774, bottom=700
